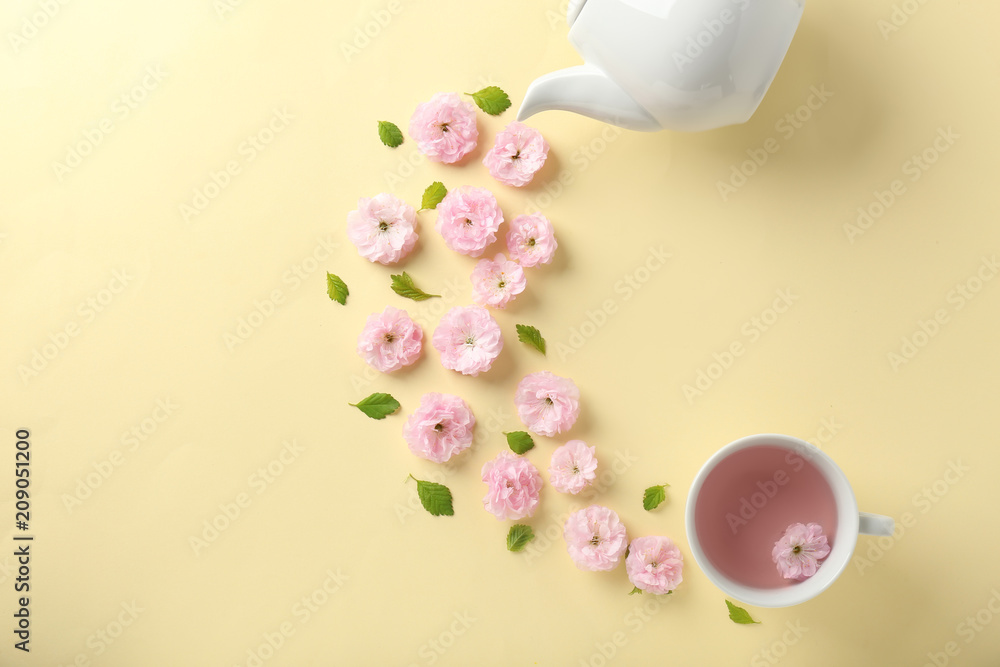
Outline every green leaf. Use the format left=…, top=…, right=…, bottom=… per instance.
left=409, top=475, right=454, bottom=516
left=515, top=324, right=546, bottom=355
left=629, top=586, right=643, bottom=596
left=506, top=524, right=535, bottom=552
left=642, top=484, right=670, bottom=511
left=349, top=393, right=400, bottom=420
left=466, top=86, right=511, bottom=115
left=326, top=272, right=349, bottom=305
left=726, top=600, right=760, bottom=625
left=504, top=431, right=535, bottom=455
left=390, top=272, right=440, bottom=301
left=377, top=120, right=403, bottom=147
left=420, top=181, right=447, bottom=210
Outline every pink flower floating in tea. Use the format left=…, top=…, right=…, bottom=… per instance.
left=772, top=522, right=831, bottom=580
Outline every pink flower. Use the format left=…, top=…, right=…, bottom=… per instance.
left=548, top=440, right=597, bottom=494
left=471, top=254, right=526, bottom=309
left=435, top=186, right=504, bottom=257
left=506, top=214, right=557, bottom=267
left=563, top=505, right=628, bottom=571
left=346, top=193, right=418, bottom=265
left=356, top=306, right=423, bottom=372
left=408, top=92, right=478, bottom=164
left=432, top=306, right=503, bottom=376
left=483, top=121, right=549, bottom=187
left=403, top=393, right=476, bottom=463
left=481, top=450, right=542, bottom=520
left=514, top=371, right=580, bottom=437
left=625, top=536, right=684, bottom=594
left=772, top=523, right=831, bottom=581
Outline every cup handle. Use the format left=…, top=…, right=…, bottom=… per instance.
left=858, top=512, right=894, bottom=536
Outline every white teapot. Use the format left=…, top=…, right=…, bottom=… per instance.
left=517, top=0, right=804, bottom=132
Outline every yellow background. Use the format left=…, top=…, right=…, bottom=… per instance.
left=3, top=0, right=1000, bottom=665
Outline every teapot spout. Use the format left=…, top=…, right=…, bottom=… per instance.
left=517, top=65, right=660, bottom=132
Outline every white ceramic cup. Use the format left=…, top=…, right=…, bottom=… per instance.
left=685, top=433, right=894, bottom=608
